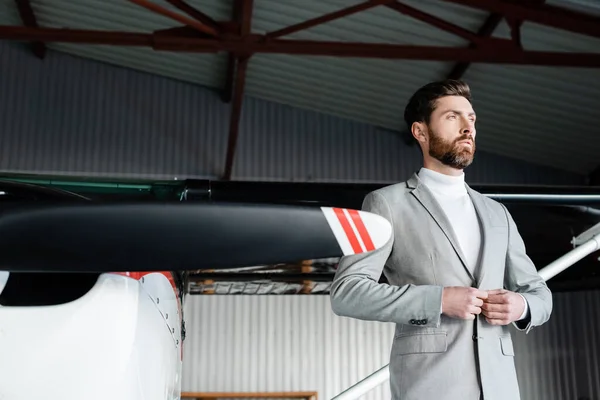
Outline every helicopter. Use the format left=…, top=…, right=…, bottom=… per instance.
left=0, top=178, right=392, bottom=400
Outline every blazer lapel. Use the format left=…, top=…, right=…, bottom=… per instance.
left=466, top=185, right=493, bottom=287
left=407, top=173, right=475, bottom=282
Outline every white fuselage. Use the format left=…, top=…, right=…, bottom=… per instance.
left=0, top=271, right=182, bottom=400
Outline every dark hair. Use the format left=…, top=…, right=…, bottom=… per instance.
left=403, top=79, right=472, bottom=130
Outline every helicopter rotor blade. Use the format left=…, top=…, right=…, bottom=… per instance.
left=0, top=203, right=391, bottom=273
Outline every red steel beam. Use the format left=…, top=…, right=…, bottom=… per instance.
left=507, top=17, right=522, bottom=48
left=239, top=0, right=253, bottom=35
left=154, top=36, right=600, bottom=67
left=223, top=0, right=253, bottom=181
left=14, top=0, right=45, bottom=59
left=128, top=0, right=219, bottom=37
left=442, top=0, right=600, bottom=39
left=2, top=26, right=600, bottom=67
left=504, top=0, right=547, bottom=50
left=222, top=53, right=236, bottom=103
left=386, top=1, right=502, bottom=46
left=446, top=13, right=503, bottom=80
left=165, top=0, right=223, bottom=33
left=446, top=0, right=546, bottom=80
left=223, top=0, right=246, bottom=103
left=265, top=0, right=393, bottom=40
left=0, top=26, right=153, bottom=45
left=223, top=56, right=249, bottom=181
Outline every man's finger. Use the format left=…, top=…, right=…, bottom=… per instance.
left=485, top=293, right=508, bottom=304
left=482, top=311, right=505, bottom=319
left=482, top=303, right=509, bottom=313
left=486, top=317, right=509, bottom=326
left=475, top=289, right=489, bottom=299
left=486, top=289, right=506, bottom=295
left=470, top=305, right=482, bottom=315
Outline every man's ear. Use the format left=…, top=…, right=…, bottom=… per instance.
left=411, top=122, right=427, bottom=144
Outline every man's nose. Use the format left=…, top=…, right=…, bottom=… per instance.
left=461, top=119, right=474, bottom=135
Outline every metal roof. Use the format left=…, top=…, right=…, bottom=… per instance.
left=1, top=0, right=599, bottom=175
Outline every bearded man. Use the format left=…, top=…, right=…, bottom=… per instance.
left=330, top=79, right=552, bottom=400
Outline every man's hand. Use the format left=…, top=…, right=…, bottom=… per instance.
left=442, top=287, right=489, bottom=320
left=481, top=289, right=526, bottom=325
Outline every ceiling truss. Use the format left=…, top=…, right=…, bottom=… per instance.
left=2, top=0, right=599, bottom=179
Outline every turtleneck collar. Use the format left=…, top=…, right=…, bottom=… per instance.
left=418, top=167, right=467, bottom=198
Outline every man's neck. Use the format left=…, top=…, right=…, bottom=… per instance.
left=418, top=167, right=467, bottom=198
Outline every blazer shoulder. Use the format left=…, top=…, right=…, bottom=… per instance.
left=362, top=182, right=410, bottom=218
left=368, top=182, right=411, bottom=202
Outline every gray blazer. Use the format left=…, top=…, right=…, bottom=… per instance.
left=330, top=173, right=553, bottom=400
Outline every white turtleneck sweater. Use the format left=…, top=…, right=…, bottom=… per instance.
left=418, top=167, right=482, bottom=273
left=418, top=167, right=528, bottom=321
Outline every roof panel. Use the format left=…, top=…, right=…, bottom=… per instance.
left=0, top=0, right=230, bottom=87
left=251, top=0, right=484, bottom=46
left=0, top=1, right=20, bottom=25
left=51, top=44, right=228, bottom=88
left=0, top=0, right=598, bottom=174
left=464, top=63, right=600, bottom=173
left=245, top=55, right=451, bottom=130
left=33, top=0, right=234, bottom=29
left=244, top=0, right=483, bottom=135
left=547, top=0, right=600, bottom=16
left=492, top=20, right=600, bottom=53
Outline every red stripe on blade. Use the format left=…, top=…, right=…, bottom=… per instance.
left=347, top=209, right=375, bottom=251
left=333, top=208, right=362, bottom=254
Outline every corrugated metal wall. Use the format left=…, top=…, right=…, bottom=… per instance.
left=182, top=291, right=600, bottom=400
left=0, top=40, right=585, bottom=185
left=513, top=290, right=600, bottom=400
left=182, top=295, right=395, bottom=400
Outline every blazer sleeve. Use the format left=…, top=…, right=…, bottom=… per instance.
left=501, top=204, right=553, bottom=333
left=329, top=191, right=444, bottom=328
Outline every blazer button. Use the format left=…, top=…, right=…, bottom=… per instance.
left=410, top=319, right=416, bottom=324
left=421, top=319, right=427, bottom=324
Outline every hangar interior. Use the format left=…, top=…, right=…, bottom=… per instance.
left=0, top=0, right=600, bottom=399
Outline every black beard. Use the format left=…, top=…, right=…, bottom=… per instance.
left=428, top=128, right=475, bottom=169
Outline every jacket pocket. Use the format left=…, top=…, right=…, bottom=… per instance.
left=393, top=332, right=447, bottom=356
left=499, top=335, right=515, bottom=356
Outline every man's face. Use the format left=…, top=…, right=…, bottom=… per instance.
left=424, top=95, right=477, bottom=170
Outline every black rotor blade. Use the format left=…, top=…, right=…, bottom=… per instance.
left=0, top=203, right=389, bottom=273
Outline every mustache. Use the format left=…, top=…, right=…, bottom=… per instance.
left=455, top=134, right=474, bottom=144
